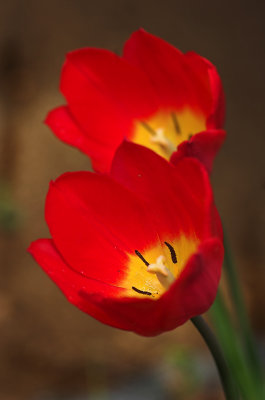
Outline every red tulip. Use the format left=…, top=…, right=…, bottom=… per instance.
left=28, top=142, right=223, bottom=336
left=46, top=29, right=225, bottom=173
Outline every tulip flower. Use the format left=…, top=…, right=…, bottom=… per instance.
left=46, top=29, right=225, bottom=173
left=28, top=142, right=223, bottom=336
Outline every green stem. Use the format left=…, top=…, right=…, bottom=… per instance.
left=223, top=231, right=263, bottom=385
left=191, top=315, right=239, bottom=400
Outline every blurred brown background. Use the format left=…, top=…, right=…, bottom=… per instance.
left=0, top=1, right=264, bottom=399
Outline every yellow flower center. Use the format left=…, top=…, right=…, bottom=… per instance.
left=120, top=236, right=199, bottom=299
left=131, top=108, right=206, bottom=159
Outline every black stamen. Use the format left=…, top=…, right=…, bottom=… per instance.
left=132, top=286, right=152, bottom=296
left=171, top=112, right=181, bottom=134
left=135, top=250, right=149, bottom=266
left=188, top=133, right=193, bottom=140
left=164, top=242, right=177, bottom=263
left=140, top=121, right=157, bottom=136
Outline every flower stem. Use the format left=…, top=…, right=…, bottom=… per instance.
left=223, top=231, right=263, bottom=386
left=191, top=315, right=239, bottom=400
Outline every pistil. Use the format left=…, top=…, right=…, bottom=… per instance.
left=147, top=255, right=175, bottom=289
left=150, top=128, right=175, bottom=156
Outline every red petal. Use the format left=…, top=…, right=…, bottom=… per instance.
left=171, top=129, right=226, bottom=173
left=45, top=171, right=159, bottom=285
left=45, top=106, right=112, bottom=170
left=184, top=52, right=225, bottom=128
left=28, top=239, right=126, bottom=328
left=156, top=237, right=223, bottom=334
left=111, top=141, right=217, bottom=240
left=205, top=60, right=225, bottom=128
left=62, top=48, right=158, bottom=118
left=56, top=48, right=160, bottom=171
left=123, top=29, right=217, bottom=118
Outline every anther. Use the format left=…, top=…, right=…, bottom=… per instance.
left=132, top=286, right=152, bottom=296
left=135, top=250, right=149, bottom=266
left=140, top=121, right=157, bottom=136
left=171, top=112, right=181, bottom=134
left=164, top=242, right=177, bottom=263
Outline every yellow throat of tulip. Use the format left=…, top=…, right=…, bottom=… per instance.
left=131, top=108, right=206, bottom=159
left=120, top=236, right=199, bottom=299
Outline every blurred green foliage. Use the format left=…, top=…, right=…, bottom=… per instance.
left=165, top=346, right=202, bottom=397
left=210, top=291, right=265, bottom=400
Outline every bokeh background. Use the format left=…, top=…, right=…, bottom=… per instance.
left=0, top=1, right=264, bottom=399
